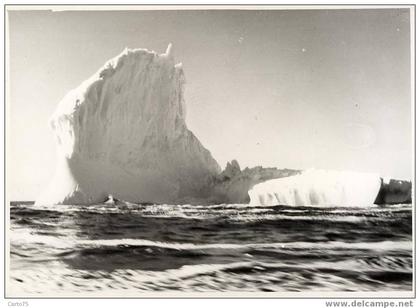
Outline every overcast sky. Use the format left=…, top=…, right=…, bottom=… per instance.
left=8, top=8, right=413, bottom=200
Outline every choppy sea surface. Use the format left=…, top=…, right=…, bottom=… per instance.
left=9, top=201, right=412, bottom=295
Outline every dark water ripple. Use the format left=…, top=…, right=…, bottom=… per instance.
left=9, top=202, right=412, bottom=294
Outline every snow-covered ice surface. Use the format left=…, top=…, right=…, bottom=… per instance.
left=248, top=169, right=382, bottom=207
left=36, top=45, right=220, bottom=205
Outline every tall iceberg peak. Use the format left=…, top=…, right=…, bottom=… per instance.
left=36, top=45, right=221, bottom=205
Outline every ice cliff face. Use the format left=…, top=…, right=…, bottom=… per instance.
left=36, top=45, right=221, bottom=205
left=374, top=178, right=412, bottom=205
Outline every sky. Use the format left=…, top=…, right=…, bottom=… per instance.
left=7, top=8, right=413, bottom=200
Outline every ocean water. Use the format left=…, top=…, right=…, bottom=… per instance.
left=9, top=201, right=412, bottom=295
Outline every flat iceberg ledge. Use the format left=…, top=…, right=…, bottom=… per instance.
left=248, top=169, right=383, bottom=207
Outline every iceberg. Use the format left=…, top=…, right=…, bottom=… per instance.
left=248, top=169, right=382, bottom=207
left=248, top=169, right=412, bottom=207
left=36, top=45, right=221, bottom=205
left=35, top=44, right=412, bottom=207
left=374, top=177, right=412, bottom=205
left=210, top=160, right=300, bottom=204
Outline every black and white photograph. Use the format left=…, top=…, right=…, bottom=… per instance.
left=4, top=4, right=415, bottom=299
